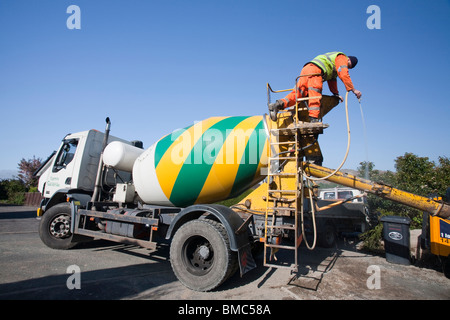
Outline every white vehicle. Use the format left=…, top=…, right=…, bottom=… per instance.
left=35, top=128, right=137, bottom=213
left=308, top=187, right=373, bottom=248
left=319, top=187, right=367, bottom=203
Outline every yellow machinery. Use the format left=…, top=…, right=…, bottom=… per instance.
left=429, top=216, right=450, bottom=257
left=422, top=195, right=450, bottom=274
left=233, top=82, right=450, bottom=273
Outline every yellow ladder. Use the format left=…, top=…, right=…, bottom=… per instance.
left=264, top=75, right=323, bottom=272
left=264, top=127, right=301, bottom=271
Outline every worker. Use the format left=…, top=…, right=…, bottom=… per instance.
left=268, top=51, right=362, bottom=122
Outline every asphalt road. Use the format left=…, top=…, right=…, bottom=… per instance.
left=0, top=205, right=449, bottom=302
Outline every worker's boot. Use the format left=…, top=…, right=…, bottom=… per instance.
left=309, top=116, right=321, bottom=123
left=268, top=100, right=283, bottom=121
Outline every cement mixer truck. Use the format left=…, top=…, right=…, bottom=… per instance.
left=36, top=115, right=270, bottom=291
left=35, top=94, right=450, bottom=291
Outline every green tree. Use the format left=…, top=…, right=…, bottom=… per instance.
left=394, top=153, right=434, bottom=197
left=358, top=161, right=396, bottom=185
left=357, top=161, right=397, bottom=215
left=0, top=179, right=26, bottom=204
left=393, top=153, right=450, bottom=226
left=18, top=156, right=42, bottom=189
left=359, top=155, right=449, bottom=225
left=358, top=154, right=450, bottom=252
left=434, top=156, right=450, bottom=198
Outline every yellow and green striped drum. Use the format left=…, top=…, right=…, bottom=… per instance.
left=133, top=115, right=269, bottom=207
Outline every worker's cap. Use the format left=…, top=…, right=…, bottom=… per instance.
left=348, top=56, right=358, bottom=68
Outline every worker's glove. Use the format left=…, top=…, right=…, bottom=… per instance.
left=268, top=100, right=284, bottom=121
left=352, top=89, right=362, bottom=100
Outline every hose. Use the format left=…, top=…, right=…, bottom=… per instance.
left=301, top=177, right=317, bottom=250
left=300, top=91, right=354, bottom=250
left=303, top=90, right=351, bottom=181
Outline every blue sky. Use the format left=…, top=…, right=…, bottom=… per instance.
left=0, top=0, right=449, bottom=174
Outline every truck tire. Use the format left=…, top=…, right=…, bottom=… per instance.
left=170, top=219, right=237, bottom=291
left=39, top=203, right=77, bottom=250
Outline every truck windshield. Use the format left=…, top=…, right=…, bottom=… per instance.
left=53, top=139, right=78, bottom=172
left=323, top=192, right=336, bottom=200
left=337, top=191, right=353, bottom=199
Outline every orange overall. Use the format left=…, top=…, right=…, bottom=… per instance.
left=281, top=54, right=355, bottom=118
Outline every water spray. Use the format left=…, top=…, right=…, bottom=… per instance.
left=358, top=97, right=370, bottom=180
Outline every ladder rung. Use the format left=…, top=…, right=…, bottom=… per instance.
left=270, top=128, right=289, bottom=132
left=267, top=207, right=295, bottom=211
left=266, top=224, right=295, bottom=230
left=265, top=243, right=296, bottom=250
left=271, top=123, right=328, bottom=136
left=264, top=262, right=298, bottom=271
left=268, top=172, right=296, bottom=176
left=270, top=141, right=296, bottom=145
left=296, top=95, right=322, bottom=102
left=269, top=156, right=297, bottom=160
left=272, top=126, right=325, bottom=132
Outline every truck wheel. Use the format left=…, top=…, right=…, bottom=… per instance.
left=170, top=219, right=237, bottom=291
left=39, top=203, right=76, bottom=250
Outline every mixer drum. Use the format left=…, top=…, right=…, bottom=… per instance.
left=132, top=115, right=268, bottom=207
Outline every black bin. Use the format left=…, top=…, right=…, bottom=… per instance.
left=380, top=216, right=411, bottom=265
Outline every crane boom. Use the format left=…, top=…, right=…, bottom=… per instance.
left=302, top=162, right=450, bottom=220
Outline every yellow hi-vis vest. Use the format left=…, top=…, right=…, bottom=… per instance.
left=309, top=52, right=347, bottom=81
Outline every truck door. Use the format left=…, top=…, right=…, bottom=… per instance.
left=43, top=139, right=79, bottom=199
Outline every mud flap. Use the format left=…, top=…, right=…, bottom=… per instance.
left=238, top=243, right=257, bottom=276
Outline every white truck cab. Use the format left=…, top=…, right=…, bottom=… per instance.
left=35, top=129, right=133, bottom=213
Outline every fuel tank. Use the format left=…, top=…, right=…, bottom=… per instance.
left=132, top=115, right=269, bottom=207
left=103, top=141, right=145, bottom=172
